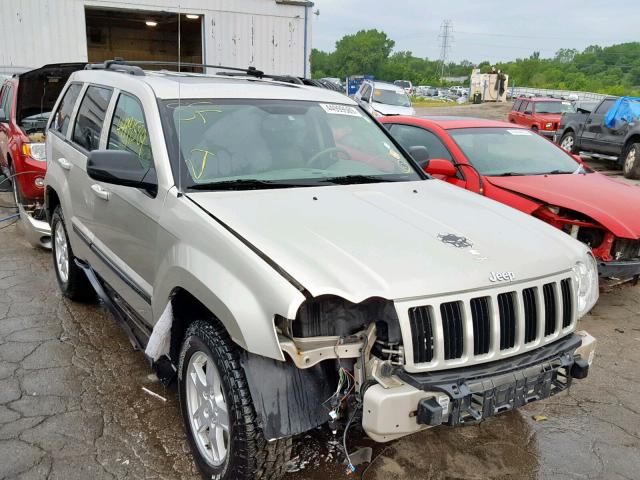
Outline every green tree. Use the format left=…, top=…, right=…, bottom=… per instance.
left=331, top=29, right=395, bottom=78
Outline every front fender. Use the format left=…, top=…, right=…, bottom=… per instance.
left=153, top=190, right=307, bottom=361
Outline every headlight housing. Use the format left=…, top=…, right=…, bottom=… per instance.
left=545, top=122, right=553, bottom=129
left=22, top=142, right=46, bottom=162
left=572, top=252, right=599, bottom=318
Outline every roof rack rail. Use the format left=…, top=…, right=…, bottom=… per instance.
left=85, top=59, right=277, bottom=80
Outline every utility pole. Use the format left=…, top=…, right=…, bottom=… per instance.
left=438, top=20, right=453, bottom=81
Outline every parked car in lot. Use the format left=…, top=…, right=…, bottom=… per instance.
left=355, top=80, right=415, bottom=117
left=45, top=61, right=596, bottom=480
left=556, top=96, right=640, bottom=179
left=381, top=115, right=640, bottom=280
left=393, top=79, right=413, bottom=94
left=508, top=97, right=576, bottom=138
left=0, top=63, right=85, bottom=247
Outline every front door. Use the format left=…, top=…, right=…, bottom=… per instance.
left=85, top=90, right=161, bottom=323
left=581, top=98, right=616, bottom=152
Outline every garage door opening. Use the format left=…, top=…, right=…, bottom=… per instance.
left=85, top=7, right=203, bottom=71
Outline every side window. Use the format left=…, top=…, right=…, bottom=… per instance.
left=595, top=99, right=615, bottom=115
left=518, top=101, right=528, bottom=112
left=524, top=102, right=533, bottom=114
left=389, top=124, right=453, bottom=161
left=107, top=93, right=153, bottom=169
left=51, top=83, right=82, bottom=137
left=513, top=99, right=522, bottom=111
left=72, top=86, right=112, bottom=151
left=1, top=85, right=13, bottom=116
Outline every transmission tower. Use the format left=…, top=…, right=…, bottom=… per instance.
left=438, top=20, right=453, bottom=80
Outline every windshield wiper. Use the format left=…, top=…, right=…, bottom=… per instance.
left=323, top=175, right=402, bottom=185
left=494, top=172, right=529, bottom=177
left=187, top=179, right=314, bottom=191
left=544, top=169, right=575, bottom=175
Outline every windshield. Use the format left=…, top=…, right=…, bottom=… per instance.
left=373, top=89, right=411, bottom=107
left=449, top=127, right=587, bottom=176
left=394, top=81, right=410, bottom=89
left=161, top=99, right=421, bottom=190
left=535, top=101, right=576, bottom=114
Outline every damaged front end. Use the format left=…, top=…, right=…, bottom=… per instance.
left=534, top=205, right=640, bottom=281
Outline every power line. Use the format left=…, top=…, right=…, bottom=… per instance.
left=438, top=20, right=453, bottom=80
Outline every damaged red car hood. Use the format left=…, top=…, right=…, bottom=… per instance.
left=486, top=173, right=640, bottom=238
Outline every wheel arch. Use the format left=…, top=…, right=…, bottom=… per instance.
left=44, top=186, right=61, bottom=224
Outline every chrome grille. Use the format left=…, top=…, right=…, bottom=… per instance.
left=401, top=274, right=576, bottom=372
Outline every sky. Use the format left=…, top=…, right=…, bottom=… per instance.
left=311, top=0, right=639, bottom=64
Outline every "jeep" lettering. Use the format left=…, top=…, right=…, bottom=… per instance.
left=489, top=271, right=515, bottom=282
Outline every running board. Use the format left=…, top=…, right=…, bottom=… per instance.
left=579, top=151, right=619, bottom=162
left=74, top=258, right=145, bottom=351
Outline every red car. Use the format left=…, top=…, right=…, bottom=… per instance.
left=0, top=63, right=84, bottom=247
left=508, top=97, right=576, bottom=139
left=380, top=115, right=640, bottom=280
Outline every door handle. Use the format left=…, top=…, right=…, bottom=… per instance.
left=57, top=157, right=72, bottom=170
left=91, top=184, right=110, bottom=201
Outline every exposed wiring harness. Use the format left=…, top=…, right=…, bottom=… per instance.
left=0, top=170, right=45, bottom=210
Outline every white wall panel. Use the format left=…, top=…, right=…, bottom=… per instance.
left=0, top=0, right=312, bottom=76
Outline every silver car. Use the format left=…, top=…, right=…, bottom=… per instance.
left=45, top=61, right=597, bottom=480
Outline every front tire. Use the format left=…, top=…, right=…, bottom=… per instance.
left=622, top=142, right=640, bottom=179
left=560, top=131, right=576, bottom=153
left=178, top=320, right=292, bottom=480
left=51, top=206, right=95, bottom=301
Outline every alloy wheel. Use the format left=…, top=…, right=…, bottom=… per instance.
left=54, top=221, right=69, bottom=284
left=625, top=146, right=637, bottom=172
left=185, top=351, right=230, bottom=467
left=561, top=135, right=574, bottom=152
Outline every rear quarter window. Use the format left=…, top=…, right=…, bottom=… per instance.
left=51, top=83, right=82, bottom=137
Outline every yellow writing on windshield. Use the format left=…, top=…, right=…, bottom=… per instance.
left=187, top=148, right=215, bottom=180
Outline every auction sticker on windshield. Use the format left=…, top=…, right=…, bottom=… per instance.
left=320, top=103, right=362, bottom=116
left=507, top=129, right=532, bottom=135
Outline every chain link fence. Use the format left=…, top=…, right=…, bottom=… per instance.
left=509, top=86, right=607, bottom=102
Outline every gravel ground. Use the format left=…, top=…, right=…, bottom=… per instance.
left=0, top=102, right=639, bottom=480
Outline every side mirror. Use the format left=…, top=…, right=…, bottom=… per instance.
left=0, top=108, right=7, bottom=123
left=408, top=146, right=430, bottom=168
left=425, top=158, right=457, bottom=177
left=87, top=150, right=157, bottom=192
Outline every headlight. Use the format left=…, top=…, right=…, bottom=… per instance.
left=572, top=253, right=599, bottom=318
left=371, top=110, right=383, bottom=118
left=545, top=122, right=553, bottom=129
left=22, top=142, right=46, bottom=161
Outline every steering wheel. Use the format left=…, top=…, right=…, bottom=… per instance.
left=306, top=147, right=351, bottom=168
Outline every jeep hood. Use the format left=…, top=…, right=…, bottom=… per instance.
left=188, top=180, right=585, bottom=302
left=16, top=63, right=86, bottom=126
left=486, top=173, right=640, bottom=238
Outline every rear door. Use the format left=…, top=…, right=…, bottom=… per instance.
left=509, top=99, right=522, bottom=123
left=581, top=98, right=616, bottom=151
left=520, top=101, right=534, bottom=128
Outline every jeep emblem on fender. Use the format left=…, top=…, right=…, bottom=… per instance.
left=489, top=271, right=516, bottom=282
left=437, top=233, right=473, bottom=248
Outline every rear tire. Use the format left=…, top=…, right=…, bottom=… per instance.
left=622, top=142, right=640, bottom=179
left=178, top=319, right=292, bottom=480
left=560, top=131, right=577, bottom=153
left=51, top=206, right=95, bottom=302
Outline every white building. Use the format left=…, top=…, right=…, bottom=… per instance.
left=0, top=0, right=314, bottom=77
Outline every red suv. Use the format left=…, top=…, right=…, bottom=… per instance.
left=508, top=97, right=576, bottom=138
left=0, top=63, right=84, bottom=247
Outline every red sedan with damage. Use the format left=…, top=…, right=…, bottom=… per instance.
left=380, top=115, right=640, bottom=280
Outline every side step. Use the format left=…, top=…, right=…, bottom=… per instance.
left=74, top=259, right=177, bottom=385
left=579, top=151, right=619, bottom=162
left=74, top=258, right=145, bottom=351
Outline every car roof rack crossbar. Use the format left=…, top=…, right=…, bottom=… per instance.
left=86, top=58, right=145, bottom=76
